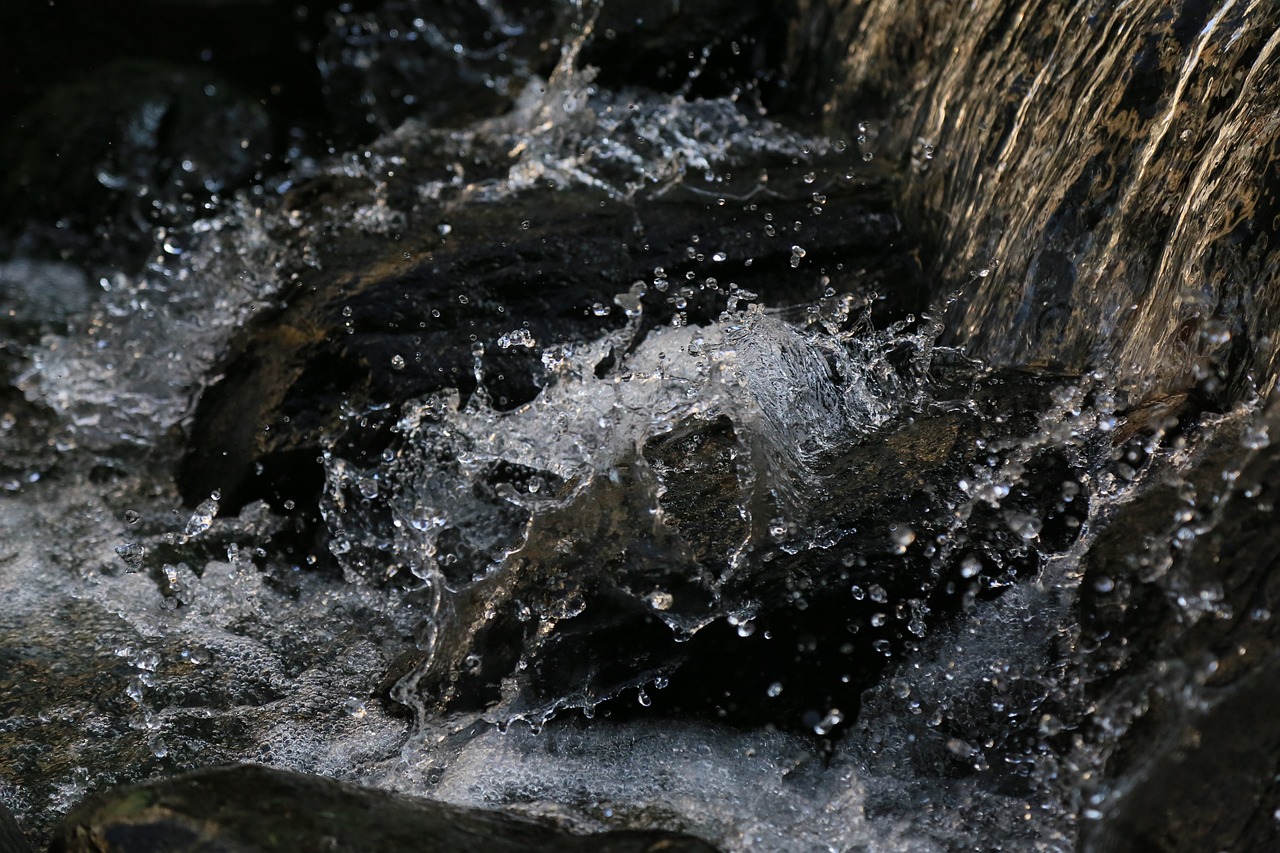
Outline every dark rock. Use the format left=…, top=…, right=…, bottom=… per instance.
left=381, top=364, right=1096, bottom=732
left=0, top=799, right=31, bottom=853
left=314, top=0, right=787, bottom=136
left=1077, top=398, right=1280, bottom=850
left=51, top=764, right=720, bottom=853
left=180, top=138, right=914, bottom=513
left=1, top=60, right=270, bottom=249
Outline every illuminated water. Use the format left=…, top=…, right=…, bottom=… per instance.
left=4, top=1, right=1280, bottom=850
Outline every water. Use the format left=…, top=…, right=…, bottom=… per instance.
left=4, top=1, right=1280, bottom=850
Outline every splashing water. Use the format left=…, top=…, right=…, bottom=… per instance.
left=5, top=2, right=1280, bottom=851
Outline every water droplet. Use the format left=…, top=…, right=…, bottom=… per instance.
left=185, top=494, right=220, bottom=537
left=115, top=542, right=146, bottom=572
left=1005, top=512, right=1042, bottom=540
left=889, top=524, right=915, bottom=554
left=1243, top=424, right=1271, bottom=449
left=813, top=708, right=843, bottom=735
left=647, top=590, right=674, bottom=611
left=960, top=555, right=982, bottom=578
left=123, top=509, right=140, bottom=524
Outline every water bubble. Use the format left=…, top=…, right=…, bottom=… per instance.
left=130, top=648, right=160, bottom=672
left=789, top=245, right=807, bottom=268
left=889, top=524, right=915, bottom=554
left=390, top=354, right=406, bottom=370
left=1005, top=512, right=1042, bottom=540
left=123, top=509, right=140, bottom=524
left=712, top=252, right=727, bottom=262
left=960, top=555, right=982, bottom=578
left=637, top=689, right=652, bottom=707
left=767, top=682, right=783, bottom=697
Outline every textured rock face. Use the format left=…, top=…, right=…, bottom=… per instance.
left=51, top=764, right=720, bottom=853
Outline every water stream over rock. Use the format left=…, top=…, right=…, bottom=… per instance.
left=3, top=1, right=1280, bottom=850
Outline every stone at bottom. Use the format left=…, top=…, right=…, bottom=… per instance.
left=51, top=764, right=719, bottom=853
left=1, top=798, right=31, bottom=853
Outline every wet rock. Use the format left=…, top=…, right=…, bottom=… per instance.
left=0, top=799, right=31, bottom=853
left=180, top=130, right=914, bottom=513
left=375, top=362, right=1094, bottom=731
left=1, top=60, right=270, bottom=245
left=1078, top=398, right=1280, bottom=851
left=51, top=764, right=720, bottom=853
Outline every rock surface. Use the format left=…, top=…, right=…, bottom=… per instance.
left=51, top=764, right=719, bottom=853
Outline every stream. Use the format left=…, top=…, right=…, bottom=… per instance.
left=3, top=1, right=1280, bottom=851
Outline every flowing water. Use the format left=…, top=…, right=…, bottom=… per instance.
left=3, top=1, right=1280, bottom=850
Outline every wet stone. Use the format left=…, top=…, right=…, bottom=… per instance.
left=1078, top=398, right=1280, bottom=851
left=51, top=764, right=720, bottom=853
left=0, top=798, right=31, bottom=853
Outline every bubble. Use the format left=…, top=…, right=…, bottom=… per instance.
left=889, top=524, right=915, bottom=554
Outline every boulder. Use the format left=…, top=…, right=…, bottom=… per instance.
left=51, top=764, right=719, bottom=853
